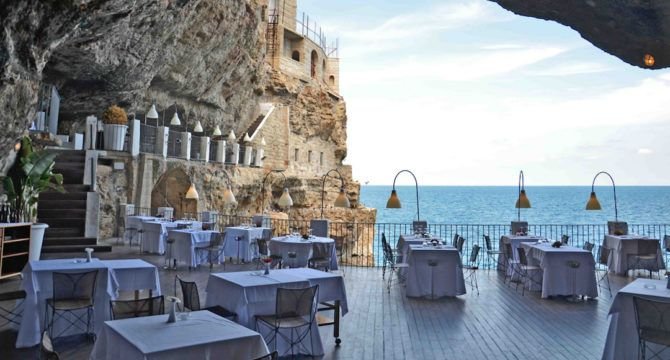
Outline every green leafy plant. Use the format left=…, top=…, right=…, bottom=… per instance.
left=1, top=137, right=64, bottom=222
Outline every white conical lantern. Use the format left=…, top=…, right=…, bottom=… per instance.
left=170, top=111, right=181, bottom=126
left=243, top=133, right=251, bottom=143
left=185, top=183, right=199, bottom=200
left=261, top=137, right=266, bottom=146
left=278, top=188, right=293, bottom=208
left=227, top=130, right=236, bottom=141
left=146, top=104, right=159, bottom=119
left=213, top=125, right=222, bottom=136
left=193, top=120, right=203, bottom=133
left=223, top=185, right=237, bottom=205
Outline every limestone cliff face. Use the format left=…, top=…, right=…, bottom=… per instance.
left=0, top=0, right=267, bottom=175
left=489, top=0, right=670, bottom=69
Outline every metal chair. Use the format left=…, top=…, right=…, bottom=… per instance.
left=515, top=247, right=541, bottom=296
left=583, top=241, right=595, bottom=253
left=664, top=235, right=670, bottom=268
left=0, top=289, right=26, bottom=327
left=308, top=242, right=333, bottom=272
left=255, top=285, right=319, bottom=357
left=632, top=296, right=670, bottom=359
left=462, top=244, right=481, bottom=295
left=110, top=295, right=165, bottom=320
left=502, top=242, right=520, bottom=285
left=483, top=235, right=504, bottom=272
left=40, top=331, right=60, bottom=360
left=44, top=270, right=98, bottom=341
left=561, top=234, right=570, bottom=245
left=628, top=240, right=662, bottom=279
left=412, top=220, right=428, bottom=234
left=456, top=236, right=466, bottom=253
left=452, top=233, right=460, bottom=247
left=164, top=237, right=176, bottom=270
left=332, top=235, right=346, bottom=276
left=176, top=275, right=236, bottom=320
left=596, top=246, right=613, bottom=297
left=381, top=233, right=409, bottom=292
left=195, top=231, right=226, bottom=270
left=251, top=238, right=283, bottom=269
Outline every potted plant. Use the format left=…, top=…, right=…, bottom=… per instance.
left=1, top=136, right=64, bottom=260
left=102, top=105, right=128, bottom=151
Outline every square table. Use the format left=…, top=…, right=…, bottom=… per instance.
left=602, top=279, right=670, bottom=360
left=223, top=226, right=270, bottom=262
left=498, top=235, right=544, bottom=273
left=101, top=259, right=161, bottom=298
left=167, top=229, right=220, bottom=268
left=603, top=235, right=666, bottom=275
left=140, top=221, right=178, bottom=254
left=397, top=234, right=444, bottom=262
left=126, top=215, right=157, bottom=230
left=90, top=310, right=270, bottom=360
left=205, top=268, right=348, bottom=356
left=519, top=242, right=598, bottom=298
left=405, top=245, right=466, bottom=299
left=16, top=258, right=117, bottom=348
left=269, top=235, right=338, bottom=269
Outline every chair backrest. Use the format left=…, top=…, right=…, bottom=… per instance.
left=469, top=244, right=480, bottom=264
left=452, top=233, right=460, bottom=247
left=483, top=235, right=492, bottom=251
left=583, top=241, right=594, bottom=252
left=210, top=231, right=225, bottom=248
left=503, top=242, right=513, bottom=260
left=41, top=331, right=59, bottom=360
left=632, top=296, right=670, bottom=345
left=598, top=246, right=610, bottom=266
left=561, top=235, right=569, bottom=245
left=412, top=221, right=428, bottom=233
left=331, top=235, right=345, bottom=252
left=52, top=270, right=98, bottom=303
left=664, top=235, right=670, bottom=251
left=510, top=221, right=528, bottom=235
left=381, top=233, right=395, bottom=264
left=607, top=221, right=628, bottom=235
left=310, top=219, right=329, bottom=237
left=257, top=238, right=269, bottom=256
left=456, top=236, right=465, bottom=253
left=517, top=247, right=529, bottom=266
left=636, top=240, right=659, bottom=256
left=176, top=276, right=201, bottom=311
left=311, top=242, right=331, bottom=259
left=276, top=285, right=319, bottom=322
left=110, top=295, right=165, bottom=320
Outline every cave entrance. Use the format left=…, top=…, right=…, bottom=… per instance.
left=151, top=167, right=197, bottom=219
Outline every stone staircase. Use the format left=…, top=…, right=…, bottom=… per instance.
left=38, top=150, right=110, bottom=253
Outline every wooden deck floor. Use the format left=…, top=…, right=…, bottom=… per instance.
left=0, top=239, right=640, bottom=360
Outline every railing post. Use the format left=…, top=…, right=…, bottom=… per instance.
left=181, top=131, right=191, bottom=160
left=156, top=126, right=169, bottom=158
left=129, top=117, right=140, bottom=156
left=201, top=136, right=210, bottom=162
left=216, top=140, right=226, bottom=163
left=85, top=115, right=98, bottom=150
left=231, top=142, right=240, bottom=165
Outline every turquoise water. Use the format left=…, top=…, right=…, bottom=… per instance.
left=360, top=186, right=670, bottom=224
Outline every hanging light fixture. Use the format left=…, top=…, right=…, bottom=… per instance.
left=213, top=125, right=222, bottom=136
left=585, top=171, right=618, bottom=222
left=643, top=53, right=655, bottom=67
left=193, top=120, right=203, bottom=133
left=385, top=169, right=421, bottom=221
left=185, top=182, right=199, bottom=200
left=146, top=103, right=159, bottom=120
left=170, top=104, right=181, bottom=126
left=219, top=170, right=237, bottom=206
left=260, top=169, right=293, bottom=213
left=320, top=168, right=350, bottom=218
left=515, top=170, right=531, bottom=221
left=278, top=188, right=293, bottom=208
left=243, top=133, right=251, bottom=143
left=227, top=130, right=236, bottom=142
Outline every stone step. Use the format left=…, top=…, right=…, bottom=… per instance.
left=40, top=191, right=87, bottom=201
left=44, top=227, right=84, bottom=238
left=42, top=244, right=112, bottom=254
left=40, top=218, right=86, bottom=228
left=43, top=236, right=97, bottom=246
left=38, top=199, right=87, bottom=209
left=38, top=208, right=86, bottom=219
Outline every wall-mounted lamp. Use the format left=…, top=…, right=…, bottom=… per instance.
left=386, top=169, right=420, bottom=221
left=320, top=168, right=350, bottom=218
left=515, top=170, right=531, bottom=222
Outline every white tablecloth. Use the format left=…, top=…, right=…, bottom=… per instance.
left=269, top=235, right=338, bottom=270
left=101, top=259, right=161, bottom=298
left=168, top=230, right=220, bottom=268
left=90, top=310, right=269, bottom=360
left=603, top=235, right=666, bottom=275
left=405, top=245, right=466, bottom=298
left=17, top=259, right=117, bottom=348
left=397, top=234, right=443, bottom=262
left=519, top=243, right=598, bottom=298
left=498, top=235, right=544, bottom=272
left=602, top=279, right=670, bottom=360
left=126, top=215, right=157, bottom=230
left=205, top=268, right=348, bottom=356
left=141, top=221, right=178, bottom=254
left=223, top=227, right=270, bottom=262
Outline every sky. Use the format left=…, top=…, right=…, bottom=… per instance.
left=297, top=0, right=670, bottom=186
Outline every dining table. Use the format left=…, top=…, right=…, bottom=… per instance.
left=405, top=244, right=466, bottom=298
left=603, top=234, right=666, bottom=275
left=90, top=310, right=270, bottom=360
left=16, top=258, right=117, bottom=348
left=498, top=235, right=544, bottom=274
left=519, top=242, right=598, bottom=298
left=101, top=259, right=161, bottom=298
left=167, top=229, right=220, bottom=268
left=205, top=268, right=348, bottom=356
left=397, top=234, right=444, bottom=262
left=602, top=278, right=670, bottom=360
left=223, top=226, right=271, bottom=262
left=269, top=235, right=338, bottom=269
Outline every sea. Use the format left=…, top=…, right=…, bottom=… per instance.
left=360, top=186, right=670, bottom=225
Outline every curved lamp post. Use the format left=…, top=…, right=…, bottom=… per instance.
left=386, top=169, right=420, bottom=221
left=585, top=171, right=618, bottom=222
left=515, top=170, right=531, bottom=221
left=260, top=169, right=293, bottom=214
left=320, top=169, right=351, bottom=218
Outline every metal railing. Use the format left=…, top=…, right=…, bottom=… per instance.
left=121, top=206, right=670, bottom=269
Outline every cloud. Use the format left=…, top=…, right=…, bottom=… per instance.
left=525, top=62, right=612, bottom=76
left=638, top=148, right=654, bottom=155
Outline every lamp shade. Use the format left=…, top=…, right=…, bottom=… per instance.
left=227, top=130, right=236, bottom=142
left=193, top=120, right=203, bottom=133
left=515, top=190, right=531, bottom=208
left=278, top=188, right=293, bottom=208
left=146, top=104, right=159, bottom=119
left=170, top=112, right=181, bottom=126
left=585, top=191, right=602, bottom=210
left=222, top=185, right=237, bottom=205
left=644, top=54, right=655, bottom=67
left=213, top=125, right=222, bottom=136
left=386, top=189, right=401, bottom=208
left=334, top=189, right=350, bottom=208
left=185, top=183, right=199, bottom=200
left=243, top=133, right=251, bottom=143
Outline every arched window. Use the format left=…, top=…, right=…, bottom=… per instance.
left=329, top=75, right=335, bottom=86
left=310, top=50, right=318, bottom=78
left=291, top=50, right=300, bottom=62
